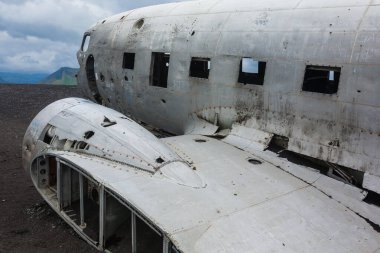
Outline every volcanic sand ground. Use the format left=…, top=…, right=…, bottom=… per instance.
left=0, top=84, right=97, bottom=253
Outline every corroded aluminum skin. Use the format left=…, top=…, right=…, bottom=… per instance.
left=22, top=98, right=203, bottom=188
left=21, top=99, right=380, bottom=252
left=76, top=0, right=380, bottom=192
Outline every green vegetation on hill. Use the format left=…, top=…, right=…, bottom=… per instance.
left=40, top=67, right=78, bottom=85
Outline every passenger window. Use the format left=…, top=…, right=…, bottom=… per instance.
left=151, top=52, right=170, bottom=88
left=302, top=65, right=340, bottom=94
left=122, top=53, right=135, bottom=70
left=190, top=57, right=211, bottom=79
left=136, top=215, right=163, bottom=252
left=238, top=58, right=266, bottom=85
left=81, top=34, right=90, bottom=52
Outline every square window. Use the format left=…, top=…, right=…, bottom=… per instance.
left=190, top=57, right=211, bottom=79
left=151, top=52, right=170, bottom=88
left=238, top=58, right=266, bottom=85
left=122, top=53, right=135, bottom=70
left=302, top=65, right=341, bottom=94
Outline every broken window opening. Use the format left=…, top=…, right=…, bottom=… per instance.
left=61, top=164, right=100, bottom=242
left=136, top=214, right=163, bottom=252
left=151, top=52, right=170, bottom=88
left=43, top=132, right=53, bottom=144
left=34, top=155, right=180, bottom=251
left=190, top=57, right=210, bottom=79
left=122, top=53, right=135, bottom=70
left=61, top=165, right=82, bottom=226
left=104, top=189, right=176, bottom=253
left=76, top=141, right=89, bottom=150
left=104, top=191, right=132, bottom=252
left=50, top=138, right=67, bottom=150
left=41, top=125, right=55, bottom=144
left=238, top=58, right=266, bottom=85
left=44, top=132, right=52, bottom=144
left=302, top=65, right=341, bottom=94
left=48, top=157, right=57, bottom=191
left=81, top=34, right=91, bottom=52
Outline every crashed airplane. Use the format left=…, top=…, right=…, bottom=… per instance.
left=22, top=0, right=380, bottom=252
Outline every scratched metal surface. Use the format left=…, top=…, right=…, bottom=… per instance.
left=22, top=97, right=380, bottom=252
left=76, top=0, right=380, bottom=194
left=37, top=136, right=380, bottom=253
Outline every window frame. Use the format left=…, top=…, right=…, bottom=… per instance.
left=189, top=57, right=211, bottom=79
left=150, top=52, right=171, bottom=88
left=238, top=57, right=267, bottom=86
left=81, top=33, right=91, bottom=52
left=122, top=52, right=136, bottom=70
left=35, top=155, right=178, bottom=252
left=301, top=65, right=341, bottom=95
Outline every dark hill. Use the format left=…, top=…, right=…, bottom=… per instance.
left=40, top=67, right=78, bottom=85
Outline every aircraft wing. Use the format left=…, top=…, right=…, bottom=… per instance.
left=22, top=98, right=380, bottom=252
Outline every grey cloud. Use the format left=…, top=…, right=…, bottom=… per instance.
left=0, top=0, right=189, bottom=73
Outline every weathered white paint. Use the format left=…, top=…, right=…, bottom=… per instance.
left=23, top=98, right=380, bottom=252
left=363, top=173, right=380, bottom=195
left=76, top=0, right=380, bottom=192
left=22, top=0, right=380, bottom=251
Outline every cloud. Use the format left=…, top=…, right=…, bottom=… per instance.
left=0, top=30, right=78, bottom=72
left=0, top=0, right=113, bottom=43
left=0, top=0, right=187, bottom=73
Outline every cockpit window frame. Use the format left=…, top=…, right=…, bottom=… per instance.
left=32, top=154, right=179, bottom=252
left=81, top=33, right=91, bottom=52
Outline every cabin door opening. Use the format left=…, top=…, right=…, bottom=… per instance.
left=86, top=55, right=102, bottom=104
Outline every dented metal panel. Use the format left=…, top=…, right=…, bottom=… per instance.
left=22, top=97, right=380, bottom=252
left=21, top=0, right=380, bottom=251
left=223, top=123, right=274, bottom=151
left=76, top=0, right=380, bottom=183
left=23, top=98, right=186, bottom=173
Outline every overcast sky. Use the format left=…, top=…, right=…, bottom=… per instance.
left=0, top=0, right=186, bottom=73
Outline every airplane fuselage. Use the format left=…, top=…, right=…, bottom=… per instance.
left=77, top=0, right=380, bottom=194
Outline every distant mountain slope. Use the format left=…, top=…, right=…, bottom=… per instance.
left=0, top=72, right=49, bottom=84
left=40, top=67, right=78, bottom=85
